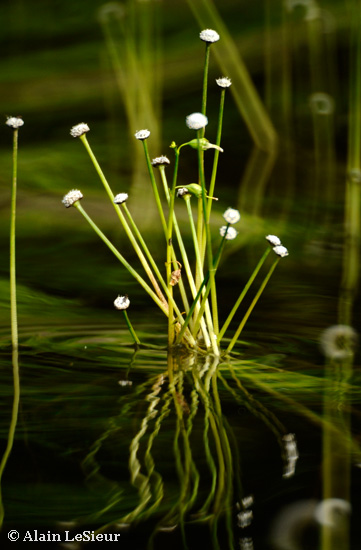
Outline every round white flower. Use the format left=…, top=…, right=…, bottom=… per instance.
left=151, top=156, right=170, bottom=166
left=266, top=234, right=281, bottom=246
left=199, top=29, right=220, bottom=43
left=62, top=189, right=83, bottom=208
left=70, top=123, right=90, bottom=138
left=223, top=208, right=240, bottom=224
left=135, top=129, right=150, bottom=140
left=216, top=77, right=232, bottom=88
left=185, top=112, right=208, bottom=130
left=220, top=225, right=238, bottom=240
left=6, top=116, right=24, bottom=129
left=273, top=245, right=289, bottom=257
left=114, top=193, right=128, bottom=204
left=114, top=295, right=130, bottom=310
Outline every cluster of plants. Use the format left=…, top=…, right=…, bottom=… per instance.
left=60, top=28, right=288, bottom=356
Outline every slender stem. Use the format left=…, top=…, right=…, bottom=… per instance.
left=184, top=196, right=216, bottom=347
left=142, top=140, right=168, bottom=238
left=226, top=257, right=280, bottom=354
left=121, top=203, right=186, bottom=326
left=201, top=43, right=211, bottom=120
left=1, top=129, right=21, bottom=527
left=218, top=248, right=271, bottom=342
left=196, top=131, right=219, bottom=338
left=206, top=88, right=226, bottom=223
left=123, top=310, right=141, bottom=346
left=10, top=130, right=18, bottom=351
left=74, top=201, right=168, bottom=316
left=166, top=150, right=180, bottom=345
left=176, top=235, right=227, bottom=346
left=79, top=135, right=167, bottom=307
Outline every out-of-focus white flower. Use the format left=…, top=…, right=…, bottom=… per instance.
left=199, top=29, right=220, bottom=43
left=62, top=189, right=83, bottom=208
left=186, top=112, right=208, bottom=130
left=6, top=116, right=24, bottom=129
left=273, top=245, right=289, bottom=257
left=320, top=325, right=358, bottom=360
left=220, top=225, right=238, bottom=240
left=135, top=129, right=150, bottom=140
left=70, top=123, right=90, bottom=138
left=151, top=156, right=170, bottom=166
left=216, top=77, right=232, bottom=88
left=114, top=193, right=128, bottom=204
left=114, top=295, right=130, bottom=310
left=266, top=235, right=282, bottom=246
left=223, top=208, right=240, bottom=224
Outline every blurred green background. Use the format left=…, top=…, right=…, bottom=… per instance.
left=0, top=0, right=359, bottom=347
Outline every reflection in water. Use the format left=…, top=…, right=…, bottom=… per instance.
left=74, top=351, right=307, bottom=550
left=0, top=346, right=20, bottom=528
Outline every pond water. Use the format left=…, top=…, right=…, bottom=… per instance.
left=0, top=291, right=360, bottom=550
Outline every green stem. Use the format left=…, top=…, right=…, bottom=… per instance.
left=123, top=310, right=141, bottom=346
left=176, top=235, right=227, bottom=346
left=207, top=88, right=226, bottom=222
left=197, top=131, right=219, bottom=338
left=1, top=129, right=21, bottom=527
left=201, top=43, right=211, bottom=120
left=160, top=171, right=212, bottom=344
left=218, top=248, right=271, bottom=343
left=142, top=140, right=168, bottom=238
left=121, top=202, right=186, bottom=327
left=184, top=196, right=216, bottom=348
left=10, top=130, right=18, bottom=351
left=226, top=257, right=280, bottom=354
left=74, top=201, right=168, bottom=316
left=79, top=135, right=167, bottom=307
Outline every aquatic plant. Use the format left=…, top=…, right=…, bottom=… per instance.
left=63, top=30, right=288, bottom=356
left=0, top=117, right=23, bottom=526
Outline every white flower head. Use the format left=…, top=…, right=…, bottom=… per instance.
left=114, top=295, right=130, bottom=310
left=220, top=225, right=238, bottom=240
left=266, top=234, right=281, bottom=246
left=70, top=123, right=90, bottom=138
left=135, top=129, right=150, bottom=140
left=6, top=116, right=24, bottom=129
left=216, top=77, right=232, bottom=88
left=223, top=208, right=240, bottom=224
left=186, top=112, right=208, bottom=130
left=114, top=193, right=128, bottom=205
left=200, top=29, right=220, bottom=43
left=273, top=245, right=289, bottom=257
left=151, top=156, right=170, bottom=166
left=62, top=189, right=83, bottom=208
